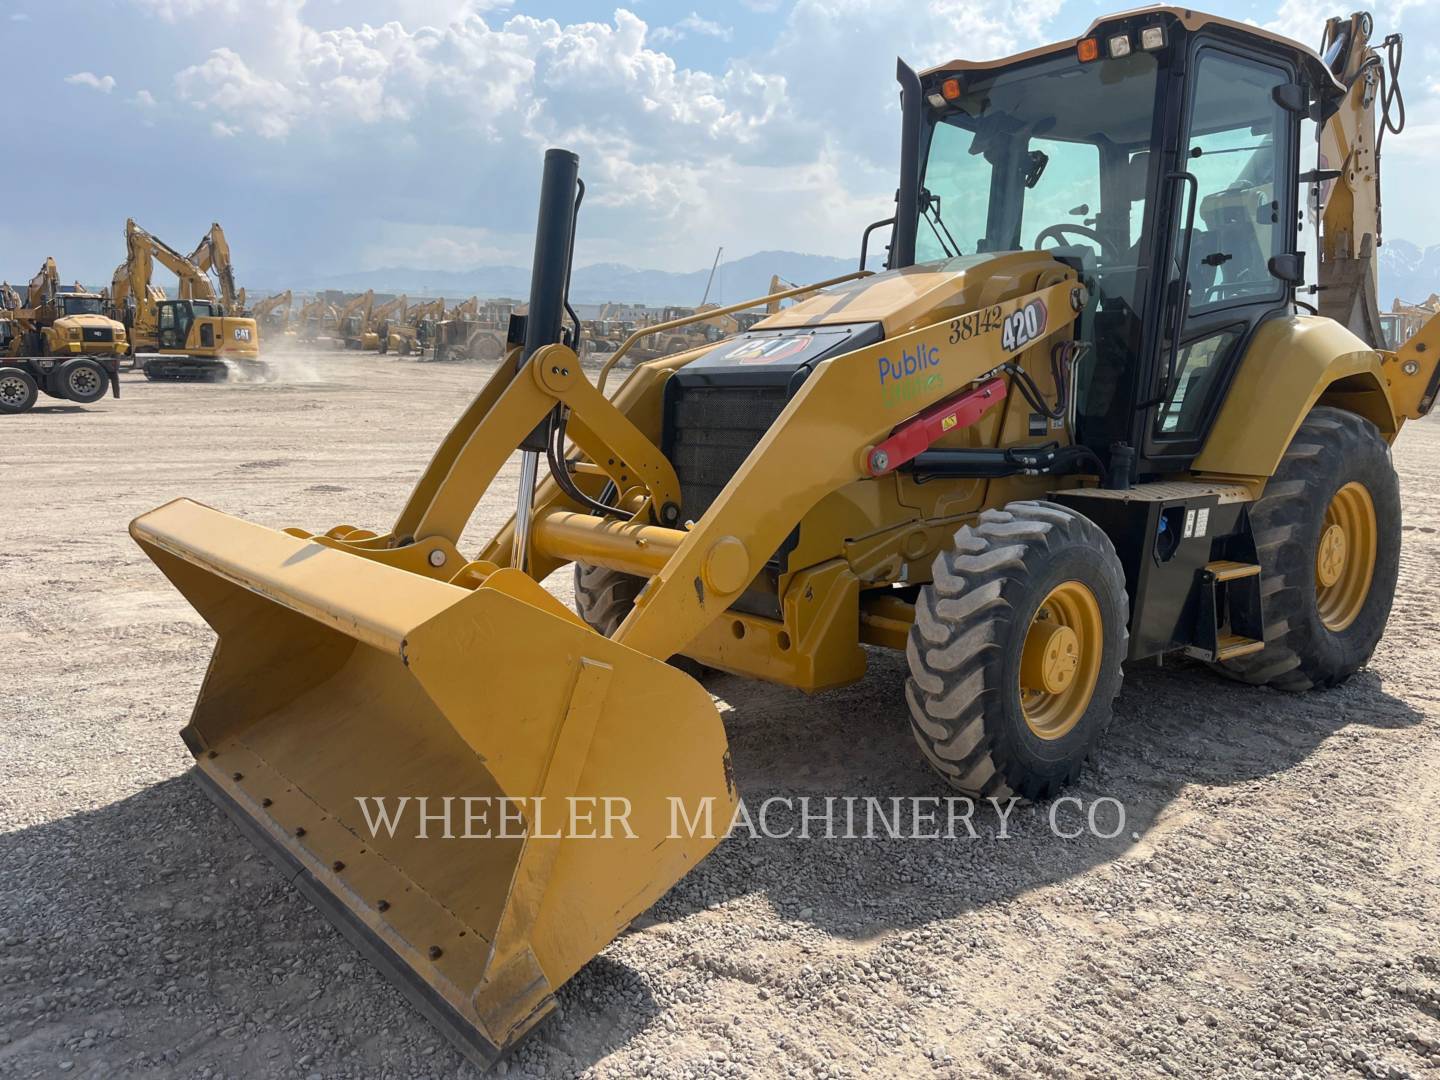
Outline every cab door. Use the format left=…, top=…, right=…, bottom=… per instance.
left=1142, top=40, right=1301, bottom=466
left=158, top=301, right=194, bottom=350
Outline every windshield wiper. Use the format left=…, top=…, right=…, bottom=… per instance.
left=919, top=187, right=962, bottom=258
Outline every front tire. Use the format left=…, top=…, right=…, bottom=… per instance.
left=573, top=563, right=645, bottom=637
left=906, top=501, right=1129, bottom=801
left=1217, top=407, right=1400, bottom=690
left=573, top=562, right=712, bottom=679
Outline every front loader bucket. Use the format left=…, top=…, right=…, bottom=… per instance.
left=131, top=498, right=736, bottom=1067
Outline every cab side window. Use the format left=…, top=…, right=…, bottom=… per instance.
left=1180, top=52, right=1288, bottom=312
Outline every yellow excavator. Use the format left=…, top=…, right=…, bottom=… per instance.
left=186, top=222, right=249, bottom=315
left=330, top=290, right=374, bottom=349
left=133, top=9, right=1435, bottom=1066
left=115, top=219, right=262, bottom=381
left=251, top=291, right=293, bottom=336
left=294, top=297, right=335, bottom=342
left=385, top=297, right=445, bottom=356
left=362, top=294, right=408, bottom=351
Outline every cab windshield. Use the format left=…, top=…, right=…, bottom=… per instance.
left=917, top=51, right=1160, bottom=296
left=60, top=296, right=105, bottom=316
left=918, top=50, right=1164, bottom=450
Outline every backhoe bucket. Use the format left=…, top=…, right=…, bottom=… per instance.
left=131, top=498, right=736, bottom=1067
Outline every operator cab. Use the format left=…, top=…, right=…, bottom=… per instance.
left=57, top=295, right=106, bottom=317
left=157, top=299, right=219, bottom=350
left=900, top=8, right=1344, bottom=477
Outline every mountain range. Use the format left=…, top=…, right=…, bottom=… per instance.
left=264, top=239, right=1436, bottom=309
left=1377, top=239, right=1440, bottom=305
left=290, top=249, right=860, bottom=307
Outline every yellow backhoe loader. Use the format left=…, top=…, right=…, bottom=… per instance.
left=133, top=8, right=1436, bottom=1066
left=116, top=220, right=262, bottom=381
left=386, top=297, right=445, bottom=356
left=363, top=294, right=408, bottom=351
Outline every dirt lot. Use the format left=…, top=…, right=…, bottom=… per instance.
left=2, top=351, right=1439, bottom=1079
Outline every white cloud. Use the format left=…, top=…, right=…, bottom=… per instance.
left=133, top=0, right=242, bottom=21
left=112, top=0, right=1073, bottom=269
left=361, top=223, right=514, bottom=272
left=176, top=48, right=302, bottom=136
left=65, top=72, right=117, bottom=93
left=653, top=12, right=734, bottom=44
left=132, top=89, right=159, bottom=108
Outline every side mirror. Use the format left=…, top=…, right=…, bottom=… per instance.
left=1268, top=252, right=1306, bottom=285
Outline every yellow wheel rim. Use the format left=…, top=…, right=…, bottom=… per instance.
left=1315, top=481, right=1376, bottom=632
left=1020, top=581, right=1103, bottom=740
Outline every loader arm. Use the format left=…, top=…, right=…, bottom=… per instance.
left=606, top=278, right=1083, bottom=658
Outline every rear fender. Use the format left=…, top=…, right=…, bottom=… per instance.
left=1194, top=315, right=1397, bottom=480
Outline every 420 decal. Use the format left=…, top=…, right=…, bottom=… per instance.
left=1000, top=299, right=1047, bottom=352
left=947, top=297, right=1049, bottom=353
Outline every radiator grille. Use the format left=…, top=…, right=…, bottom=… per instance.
left=668, top=383, right=790, bottom=521
left=82, top=327, right=114, bottom=343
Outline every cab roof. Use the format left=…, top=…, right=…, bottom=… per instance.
left=920, top=6, right=1343, bottom=97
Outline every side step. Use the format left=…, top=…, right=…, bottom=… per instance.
left=1185, top=561, right=1265, bottom=663
left=1215, top=632, right=1265, bottom=661
left=1205, top=560, right=1261, bottom=582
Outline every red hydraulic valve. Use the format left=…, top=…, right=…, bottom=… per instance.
left=865, top=376, right=1008, bottom=477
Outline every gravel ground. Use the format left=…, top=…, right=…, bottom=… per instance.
left=2, top=351, right=1438, bottom=1079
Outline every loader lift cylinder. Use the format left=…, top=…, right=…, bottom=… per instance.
left=515, top=148, right=581, bottom=572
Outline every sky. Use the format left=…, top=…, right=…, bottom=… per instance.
left=3, top=0, right=1439, bottom=288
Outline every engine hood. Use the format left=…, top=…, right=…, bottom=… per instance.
left=753, top=250, right=1072, bottom=338
left=54, top=314, right=125, bottom=331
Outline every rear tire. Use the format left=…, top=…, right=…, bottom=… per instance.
left=1215, top=406, right=1400, bottom=690
left=906, top=501, right=1129, bottom=801
left=0, top=368, right=38, bottom=414
left=59, top=358, right=108, bottom=404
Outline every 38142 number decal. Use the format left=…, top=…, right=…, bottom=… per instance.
left=948, top=305, right=1003, bottom=344
left=1000, top=299, right=1047, bottom=353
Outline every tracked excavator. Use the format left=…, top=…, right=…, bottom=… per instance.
left=362, top=295, right=408, bottom=351
left=251, top=291, right=293, bottom=336
left=133, top=8, right=1436, bottom=1065
left=115, top=220, right=262, bottom=381
left=294, top=297, right=335, bottom=342
left=331, top=290, right=374, bottom=349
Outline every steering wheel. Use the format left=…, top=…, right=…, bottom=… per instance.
left=1034, top=223, right=1119, bottom=262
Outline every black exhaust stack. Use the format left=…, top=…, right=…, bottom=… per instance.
left=522, top=148, right=581, bottom=366
left=890, top=59, right=923, bottom=270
